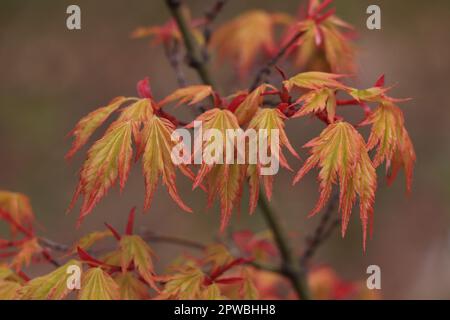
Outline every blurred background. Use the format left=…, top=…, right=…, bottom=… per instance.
left=0, top=0, right=449, bottom=299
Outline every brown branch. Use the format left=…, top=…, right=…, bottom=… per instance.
left=250, top=31, right=304, bottom=90
left=139, top=230, right=206, bottom=251
left=203, top=0, right=228, bottom=49
left=163, top=39, right=187, bottom=88
left=165, top=0, right=215, bottom=87
left=39, top=231, right=206, bottom=255
left=300, top=191, right=340, bottom=268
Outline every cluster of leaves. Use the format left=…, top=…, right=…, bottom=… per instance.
left=134, top=0, right=356, bottom=76
left=0, top=0, right=416, bottom=300
left=67, top=71, right=415, bottom=249
left=0, top=199, right=377, bottom=300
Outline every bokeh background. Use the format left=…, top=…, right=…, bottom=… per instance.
left=1, top=0, right=449, bottom=299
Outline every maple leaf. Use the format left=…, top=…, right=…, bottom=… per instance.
left=347, top=87, right=390, bottom=103
left=283, top=71, right=347, bottom=91
left=114, top=273, right=150, bottom=300
left=10, top=237, right=42, bottom=271
left=0, top=191, right=34, bottom=234
left=387, top=128, right=416, bottom=193
left=68, top=90, right=158, bottom=222
left=360, top=102, right=416, bottom=192
left=201, top=283, right=223, bottom=300
left=65, top=96, right=136, bottom=159
left=291, top=88, right=337, bottom=123
left=240, top=268, right=259, bottom=300
left=71, top=230, right=113, bottom=253
left=233, top=84, right=276, bottom=125
left=159, top=85, right=214, bottom=107
left=187, top=109, right=246, bottom=231
left=19, top=260, right=81, bottom=300
left=131, top=16, right=205, bottom=46
left=246, top=108, right=299, bottom=211
left=0, top=265, right=24, bottom=283
left=159, top=266, right=205, bottom=300
left=70, top=121, right=135, bottom=225
left=0, top=280, right=21, bottom=299
left=293, top=122, right=377, bottom=249
left=283, top=0, right=356, bottom=73
left=79, top=267, right=120, bottom=300
left=119, top=235, right=158, bottom=291
left=211, top=10, right=290, bottom=77
left=141, top=115, right=193, bottom=213
left=204, top=244, right=235, bottom=271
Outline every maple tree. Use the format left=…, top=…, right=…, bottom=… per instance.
left=0, top=0, right=415, bottom=300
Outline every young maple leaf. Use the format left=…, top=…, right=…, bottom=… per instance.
left=70, top=121, right=135, bottom=225
left=18, top=260, right=82, bottom=300
left=283, top=0, right=356, bottom=73
left=141, top=115, right=193, bottom=213
left=291, top=88, right=337, bottom=124
left=232, top=84, right=276, bottom=125
left=65, top=96, right=137, bottom=160
left=158, top=266, right=205, bottom=299
left=387, top=128, right=416, bottom=193
left=79, top=267, right=120, bottom=300
left=119, top=235, right=159, bottom=291
left=293, top=121, right=377, bottom=249
left=69, top=230, right=113, bottom=253
left=68, top=78, right=193, bottom=224
left=114, top=273, right=150, bottom=300
left=0, top=191, right=34, bottom=234
left=211, top=10, right=291, bottom=77
left=361, top=102, right=416, bottom=192
left=240, top=268, right=260, bottom=300
left=246, top=108, right=300, bottom=212
left=187, top=108, right=246, bottom=231
left=283, top=71, right=347, bottom=91
left=159, top=85, right=214, bottom=107
left=131, top=16, right=205, bottom=46
left=0, top=280, right=21, bottom=299
left=10, top=238, right=42, bottom=271
left=0, top=266, right=23, bottom=299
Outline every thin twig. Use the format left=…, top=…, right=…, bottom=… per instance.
left=163, top=40, right=187, bottom=88
left=250, top=31, right=304, bottom=90
left=300, top=191, right=340, bottom=267
left=140, top=230, right=206, bottom=251
left=165, top=0, right=215, bottom=87
left=203, top=0, right=228, bottom=50
left=39, top=231, right=206, bottom=255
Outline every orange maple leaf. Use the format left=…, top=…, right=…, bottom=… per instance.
left=361, top=102, right=416, bottom=192
left=0, top=191, right=35, bottom=235
left=283, top=0, right=356, bottom=73
left=68, top=79, right=193, bottom=224
left=187, top=109, right=246, bottom=231
left=211, top=10, right=291, bottom=77
left=159, top=85, right=214, bottom=107
left=294, top=121, right=377, bottom=249
left=247, top=108, right=299, bottom=212
left=291, top=87, right=337, bottom=124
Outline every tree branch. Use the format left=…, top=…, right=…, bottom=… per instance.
left=165, top=0, right=311, bottom=300
left=163, top=40, right=187, bottom=88
left=300, top=191, right=340, bottom=267
left=203, top=0, right=228, bottom=49
left=165, top=0, right=215, bottom=87
left=257, top=189, right=310, bottom=299
left=250, top=31, right=304, bottom=90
